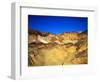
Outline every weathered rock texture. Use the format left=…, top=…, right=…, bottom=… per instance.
left=28, top=29, right=88, bottom=66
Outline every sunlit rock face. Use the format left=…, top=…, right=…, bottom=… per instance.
left=28, top=29, right=88, bottom=66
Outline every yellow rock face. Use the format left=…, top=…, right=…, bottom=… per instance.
left=28, top=30, right=88, bottom=66
left=29, top=44, right=79, bottom=66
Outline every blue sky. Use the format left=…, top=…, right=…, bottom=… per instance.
left=28, top=15, right=88, bottom=34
